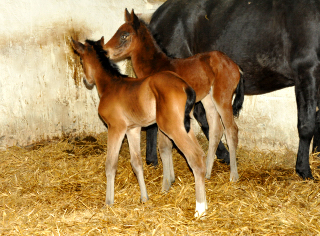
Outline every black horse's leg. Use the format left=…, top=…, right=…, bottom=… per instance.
left=193, top=102, right=230, bottom=164
left=294, top=65, right=317, bottom=179
left=313, top=100, right=320, bottom=155
left=146, top=124, right=159, bottom=166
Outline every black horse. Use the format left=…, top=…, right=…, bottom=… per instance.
left=145, top=0, right=320, bottom=179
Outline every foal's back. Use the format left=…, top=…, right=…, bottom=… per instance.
left=99, top=71, right=190, bottom=128
left=170, top=51, right=240, bottom=101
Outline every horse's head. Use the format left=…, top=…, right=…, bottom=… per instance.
left=104, top=9, right=142, bottom=61
left=72, top=37, right=105, bottom=89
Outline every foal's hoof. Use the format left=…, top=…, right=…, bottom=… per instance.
left=205, top=172, right=211, bottom=179
left=195, top=201, right=207, bottom=219
left=105, top=200, right=114, bottom=206
left=162, top=179, right=172, bottom=192
left=194, top=210, right=206, bottom=219
left=140, top=196, right=149, bottom=203
left=230, top=172, right=239, bottom=182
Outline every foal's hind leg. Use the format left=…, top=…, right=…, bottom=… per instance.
left=160, top=124, right=207, bottom=217
left=158, top=130, right=175, bottom=192
left=201, top=95, right=224, bottom=179
left=105, top=125, right=127, bottom=205
left=214, top=100, right=239, bottom=182
left=194, top=102, right=230, bottom=164
left=172, top=129, right=207, bottom=217
left=126, top=127, right=148, bottom=202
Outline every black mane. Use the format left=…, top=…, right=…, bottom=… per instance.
left=85, top=39, right=128, bottom=78
left=136, top=20, right=176, bottom=59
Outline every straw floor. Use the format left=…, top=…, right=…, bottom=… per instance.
left=1, top=132, right=320, bottom=235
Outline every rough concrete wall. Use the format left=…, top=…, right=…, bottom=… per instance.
left=0, top=0, right=161, bottom=149
left=237, top=88, right=298, bottom=152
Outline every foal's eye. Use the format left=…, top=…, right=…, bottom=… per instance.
left=121, top=34, right=128, bottom=40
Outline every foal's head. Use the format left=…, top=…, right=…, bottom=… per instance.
left=72, top=37, right=123, bottom=89
left=104, top=9, right=148, bottom=61
left=72, top=37, right=105, bottom=88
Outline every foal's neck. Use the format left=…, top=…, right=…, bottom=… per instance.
left=131, top=24, right=170, bottom=78
left=92, top=60, right=122, bottom=97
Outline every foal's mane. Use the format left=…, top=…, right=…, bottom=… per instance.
left=85, top=39, right=127, bottom=78
left=137, top=20, right=177, bottom=58
left=142, top=20, right=177, bottom=59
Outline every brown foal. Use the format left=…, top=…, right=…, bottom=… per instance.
left=72, top=37, right=207, bottom=217
left=104, top=9, right=243, bottom=183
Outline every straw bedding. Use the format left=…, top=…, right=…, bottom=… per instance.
left=1, top=132, right=320, bottom=235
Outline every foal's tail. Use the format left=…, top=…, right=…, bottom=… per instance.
left=184, top=86, right=196, bottom=133
left=232, top=67, right=245, bottom=117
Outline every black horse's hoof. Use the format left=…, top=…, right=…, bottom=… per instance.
left=146, top=160, right=158, bottom=166
left=216, top=149, right=230, bottom=165
left=296, top=168, right=313, bottom=180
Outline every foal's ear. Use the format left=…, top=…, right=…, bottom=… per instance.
left=71, top=38, right=85, bottom=54
left=131, top=9, right=140, bottom=30
left=100, top=36, right=104, bottom=46
left=125, top=8, right=131, bottom=22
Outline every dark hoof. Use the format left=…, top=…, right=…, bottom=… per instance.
left=146, top=160, right=158, bottom=166
left=216, top=150, right=230, bottom=165
left=296, top=168, right=313, bottom=180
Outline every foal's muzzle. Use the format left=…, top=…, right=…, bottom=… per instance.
left=83, top=77, right=95, bottom=90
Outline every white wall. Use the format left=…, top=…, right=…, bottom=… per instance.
left=0, top=0, right=299, bottom=153
left=238, top=88, right=298, bottom=152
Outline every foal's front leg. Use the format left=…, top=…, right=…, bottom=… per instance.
left=126, top=127, right=148, bottom=202
left=105, top=126, right=126, bottom=205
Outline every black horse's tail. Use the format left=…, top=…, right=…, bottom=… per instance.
left=232, top=67, right=245, bottom=117
left=184, top=86, right=196, bottom=133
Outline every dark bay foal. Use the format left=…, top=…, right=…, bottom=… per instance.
left=72, top=37, right=207, bottom=217
left=104, top=9, right=244, bottom=182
